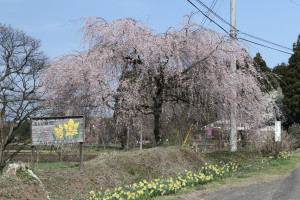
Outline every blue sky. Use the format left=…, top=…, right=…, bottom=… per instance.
left=1, top=0, right=299, bottom=68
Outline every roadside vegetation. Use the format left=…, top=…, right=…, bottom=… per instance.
left=86, top=149, right=298, bottom=200
left=1, top=145, right=299, bottom=200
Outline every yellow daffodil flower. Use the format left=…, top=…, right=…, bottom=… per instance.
left=64, top=119, right=79, bottom=136
left=54, top=124, right=64, bottom=139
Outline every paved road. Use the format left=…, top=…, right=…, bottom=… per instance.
left=273, top=165, right=300, bottom=200
left=180, top=165, right=300, bottom=200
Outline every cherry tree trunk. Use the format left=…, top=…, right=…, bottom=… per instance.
left=153, top=98, right=163, bottom=145
left=120, top=127, right=127, bottom=150
left=0, top=146, right=4, bottom=174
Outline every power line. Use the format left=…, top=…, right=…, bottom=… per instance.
left=186, top=0, right=229, bottom=34
left=193, top=0, right=293, bottom=51
left=206, top=0, right=225, bottom=28
left=200, top=0, right=216, bottom=26
left=240, top=33, right=292, bottom=51
left=288, top=0, right=300, bottom=7
left=185, top=0, right=294, bottom=55
left=194, top=0, right=233, bottom=27
left=201, top=0, right=218, bottom=27
left=238, top=38, right=293, bottom=55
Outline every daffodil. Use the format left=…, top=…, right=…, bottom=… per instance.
left=54, top=124, right=64, bottom=139
left=64, top=119, right=79, bottom=136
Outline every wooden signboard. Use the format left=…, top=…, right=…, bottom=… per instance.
left=30, top=116, right=85, bottom=169
left=31, top=116, right=85, bottom=146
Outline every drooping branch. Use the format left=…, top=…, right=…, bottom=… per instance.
left=41, top=14, right=277, bottom=145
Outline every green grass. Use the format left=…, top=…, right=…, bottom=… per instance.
left=236, top=174, right=251, bottom=178
left=16, top=167, right=38, bottom=184
left=32, top=162, right=78, bottom=170
left=3, top=161, right=78, bottom=173
left=7, top=143, right=119, bottom=155
left=153, top=149, right=300, bottom=200
left=204, top=150, right=261, bottom=165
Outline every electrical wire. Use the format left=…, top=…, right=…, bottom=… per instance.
left=206, top=0, right=225, bottom=28
left=288, top=0, right=300, bottom=7
left=201, top=0, right=218, bottom=27
left=186, top=0, right=294, bottom=55
left=186, top=0, right=297, bottom=125
left=193, top=0, right=293, bottom=51
left=238, top=38, right=293, bottom=55
left=240, top=32, right=292, bottom=51
left=200, top=0, right=216, bottom=26
left=194, top=0, right=233, bottom=27
left=186, top=0, right=230, bottom=34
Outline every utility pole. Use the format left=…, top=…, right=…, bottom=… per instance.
left=230, top=0, right=237, bottom=152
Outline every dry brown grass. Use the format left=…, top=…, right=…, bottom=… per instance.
left=252, top=131, right=297, bottom=158
left=0, top=146, right=208, bottom=200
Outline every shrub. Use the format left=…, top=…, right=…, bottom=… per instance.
left=253, top=131, right=297, bottom=158
left=288, top=123, right=300, bottom=148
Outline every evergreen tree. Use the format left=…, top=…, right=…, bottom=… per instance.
left=253, top=53, right=271, bottom=73
left=253, top=53, right=279, bottom=92
left=280, top=35, right=300, bottom=125
left=273, top=62, right=288, bottom=78
left=13, top=120, right=31, bottom=139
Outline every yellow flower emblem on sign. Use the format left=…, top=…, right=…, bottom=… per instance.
left=54, top=124, right=64, bottom=139
left=64, top=119, right=79, bottom=136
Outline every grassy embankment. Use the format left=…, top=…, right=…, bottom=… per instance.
left=1, top=146, right=300, bottom=200
left=153, top=149, right=300, bottom=200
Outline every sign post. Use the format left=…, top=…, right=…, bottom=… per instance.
left=31, top=116, right=85, bottom=169
left=31, top=146, right=35, bottom=169
left=275, top=121, right=281, bottom=142
left=79, top=142, right=84, bottom=170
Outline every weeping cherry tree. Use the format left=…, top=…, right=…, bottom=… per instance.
left=41, top=14, right=277, bottom=146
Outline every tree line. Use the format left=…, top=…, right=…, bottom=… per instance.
left=253, top=34, right=300, bottom=128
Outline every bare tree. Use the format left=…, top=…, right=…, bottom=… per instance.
left=0, top=24, right=47, bottom=174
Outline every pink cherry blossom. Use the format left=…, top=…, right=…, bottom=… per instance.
left=40, top=14, right=278, bottom=144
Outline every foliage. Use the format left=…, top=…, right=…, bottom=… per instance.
left=0, top=146, right=297, bottom=199
left=253, top=131, right=297, bottom=158
left=0, top=24, right=47, bottom=174
left=87, top=151, right=295, bottom=200
left=253, top=53, right=271, bottom=73
left=288, top=123, right=300, bottom=147
left=41, top=14, right=276, bottom=146
left=273, top=62, right=288, bottom=78
left=12, top=120, right=31, bottom=139
left=253, top=53, right=279, bottom=92
left=34, top=162, right=78, bottom=170
left=88, top=162, right=238, bottom=200
left=16, top=167, right=37, bottom=184
left=252, top=53, right=283, bottom=122
left=288, top=123, right=300, bottom=136
left=274, top=34, right=300, bottom=126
